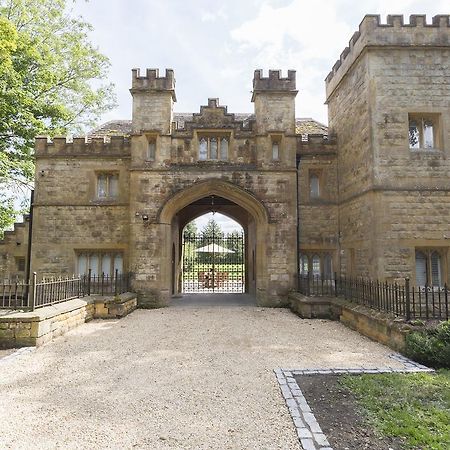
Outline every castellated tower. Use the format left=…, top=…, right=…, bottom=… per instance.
left=130, top=68, right=176, bottom=134
left=326, top=14, right=450, bottom=282
left=252, top=69, right=297, bottom=135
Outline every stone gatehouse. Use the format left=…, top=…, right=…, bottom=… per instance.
left=1, top=14, right=450, bottom=307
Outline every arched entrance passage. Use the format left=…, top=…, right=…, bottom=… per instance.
left=180, top=206, right=246, bottom=294
left=157, top=180, right=269, bottom=303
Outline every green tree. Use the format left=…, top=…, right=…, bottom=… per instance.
left=183, top=221, right=197, bottom=238
left=0, top=0, right=116, bottom=236
left=200, top=218, right=224, bottom=240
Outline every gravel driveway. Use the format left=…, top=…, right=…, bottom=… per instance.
left=0, top=294, right=404, bottom=449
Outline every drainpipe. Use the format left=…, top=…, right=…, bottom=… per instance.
left=296, top=155, right=301, bottom=291
left=25, top=190, right=34, bottom=304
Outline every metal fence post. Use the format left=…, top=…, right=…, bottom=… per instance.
left=29, top=272, right=37, bottom=311
left=334, top=272, right=338, bottom=297
left=87, top=268, right=91, bottom=296
left=405, top=277, right=411, bottom=321
left=114, top=269, right=118, bottom=296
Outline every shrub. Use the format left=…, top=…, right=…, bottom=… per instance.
left=405, top=321, right=450, bottom=369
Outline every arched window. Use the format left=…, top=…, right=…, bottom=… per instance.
left=309, top=174, right=320, bottom=199
left=312, top=254, right=320, bottom=276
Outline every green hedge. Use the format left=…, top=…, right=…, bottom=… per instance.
left=405, top=321, right=450, bottom=369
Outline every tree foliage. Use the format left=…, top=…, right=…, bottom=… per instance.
left=0, top=0, right=116, bottom=235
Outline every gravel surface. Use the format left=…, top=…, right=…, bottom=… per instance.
left=0, top=294, right=404, bottom=449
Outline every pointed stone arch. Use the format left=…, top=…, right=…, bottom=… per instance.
left=156, top=179, right=270, bottom=305
left=158, top=179, right=270, bottom=226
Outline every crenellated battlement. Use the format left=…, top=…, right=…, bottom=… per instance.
left=130, top=68, right=176, bottom=100
left=325, top=14, right=450, bottom=99
left=34, top=136, right=131, bottom=157
left=252, top=69, right=296, bottom=100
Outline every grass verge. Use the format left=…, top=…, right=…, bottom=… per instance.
left=340, top=370, right=450, bottom=450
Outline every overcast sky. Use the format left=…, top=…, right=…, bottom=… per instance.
left=73, top=0, right=449, bottom=126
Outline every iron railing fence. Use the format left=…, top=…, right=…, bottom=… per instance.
left=298, top=274, right=449, bottom=321
left=81, top=270, right=132, bottom=296
left=34, top=276, right=83, bottom=309
left=1, top=279, right=29, bottom=309
left=0, top=270, right=132, bottom=311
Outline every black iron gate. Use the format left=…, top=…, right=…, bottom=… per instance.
left=182, top=231, right=245, bottom=293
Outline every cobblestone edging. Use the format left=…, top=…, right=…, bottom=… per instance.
left=0, top=347, right=35, bottom=365
left=275, top=353, right=434, bottom=450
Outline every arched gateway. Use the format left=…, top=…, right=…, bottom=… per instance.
left=158, top=180, right=269, bottom=300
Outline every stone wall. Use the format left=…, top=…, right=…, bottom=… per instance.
left=0, top=217, right=29, bottom=279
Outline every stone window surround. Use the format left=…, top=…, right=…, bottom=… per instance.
left=15, top=257, right=25, bottom=272
left=95, top=171, right=119, bottom=200
left=299, top=252, right=333, bottom=277
left=414, top=247, right=447, bottom=287
left=270, top=134, right=282, bottom=161
left=408, top=112, right=442, bottom=151
left=144, top=133, right=157, bottom=161
left=76, top=251, right=124, bottom=277
left=308, top=169, right=323, bottom=201
left=197, top=131, right=230, bottom=161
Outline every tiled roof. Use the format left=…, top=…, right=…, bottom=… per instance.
left=88, top=116, right=328, bottom=138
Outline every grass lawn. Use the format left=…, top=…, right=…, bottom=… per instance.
left=341, top=370, right=450, bottom=450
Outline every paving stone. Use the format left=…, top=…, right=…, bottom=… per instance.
left=284, top=371, right=293, bottom=377
left=313, top=433, right=330, bottom=447
left=286, top=398, right=297, bottom=408
left=281, top=385, right=293, bottom=399
left=297, top=399, right=312, bottom=413
left=297, top=427, right=313, bottom=439
left=289, top=406, right=301, bottom=418
left=300, top=438, right=317, bottom=450
left=293, top=417, right=306, bottom=428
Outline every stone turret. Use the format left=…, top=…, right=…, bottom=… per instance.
left=130, top=68, right=176, bottom=134
left=251, top=70, right=297, bottom=135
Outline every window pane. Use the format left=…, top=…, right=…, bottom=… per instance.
left=300, top=255, right=308, bottom=275
left=90, top=254, right=99, bottom=276
left=310, top=175, right=320, bottom=198
left=324, top=254, right=332, bottom=278
left=423, top=120, right=434, bottom=148
left=113, top=254, right=123, bottom=275
left=312, top=255, right=320, bottom=276
left=220, top=138, right=228, bottom=160
left=409, top=121, right=420, bottom=149
left=77, top=254, right=87, bottom=275
left=97, top=175, right=107, bottom=198
left=109, top=175, right=119, bottom=198
left=101, top=254, right=111, bottom=276
left=272, top=142, right=279, bottom=160
left=210, top=138, right=218, bottom=159
left=199, top=138, right=207, bottom=160
left=431, top=252, right=441, bottom=286
left=415, top=251, right=427, bottom=286
left=148, top=141, right=156, bottom=160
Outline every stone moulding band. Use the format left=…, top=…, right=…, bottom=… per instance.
left=275, top=353, right=433, bottom=450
